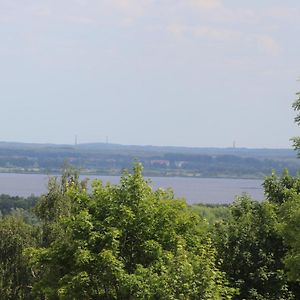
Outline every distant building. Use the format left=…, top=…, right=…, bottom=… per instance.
left=175, top=161, right=186, bottom=168
left=150, top=160, right=170, bottom=167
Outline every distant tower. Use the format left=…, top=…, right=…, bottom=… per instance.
left=233, top=141, right=236, bottom=149
left=75, top=135, right=78, bottom=146
left=106, top=136, right=108, bottom=144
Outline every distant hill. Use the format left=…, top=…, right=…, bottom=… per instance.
left=0, top=141, right=298, bottom=178
left=76, top=143, right=296, bottom=158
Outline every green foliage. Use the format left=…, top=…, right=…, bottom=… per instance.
left=190, top=203, right=230, bottom=224
left=8, top=163, right=300, bottom=299
left=26, top=163, right=235, bottom=299
left=0, top=194, right=38, bottom=217
left=34, top=165, right=86, bottom=247
left=263, top=169, right=300, bottom=204
left=273, top=89, right=300, bottom=283
left=0, top=213, right=39, bottom=299
left=214, top=195, right=294, bottom=299
left=259, top=170, right=300, bottom=295
left=291, top=91, right=300, bottom=154
left=278, top=195, right=300, bottom=282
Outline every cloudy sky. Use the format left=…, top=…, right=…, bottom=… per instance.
left=0, top=0, right=299, bottom=148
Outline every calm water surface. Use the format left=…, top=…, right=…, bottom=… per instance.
left=0, top=173, right=264, bottom=204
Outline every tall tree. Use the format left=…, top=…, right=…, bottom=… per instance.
left=214, top=195, right=295, bottom=299
left=291, top=90, right=300, bottom=153
left=34, top=163, right=85, bottom=246
left=275, top=90, right=300, bottom=284
left=0, top=213, right=39, bottom=299
left=264, top=171, right=300, bottom=288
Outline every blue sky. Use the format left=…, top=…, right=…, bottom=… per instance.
left=0, top=0, right=299, bottom=148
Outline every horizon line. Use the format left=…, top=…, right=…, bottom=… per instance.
left=0, top=140, right=295, bottom=151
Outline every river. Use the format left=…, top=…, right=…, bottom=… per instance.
left=0, top=173, right=264, bottom=204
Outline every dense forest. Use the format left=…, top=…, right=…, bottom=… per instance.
left=1, top=164, right=300, bottom=299
left=0, top=142, right=299, bottom=179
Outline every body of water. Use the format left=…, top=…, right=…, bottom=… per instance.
left=0, top=173, right=264, bottom=204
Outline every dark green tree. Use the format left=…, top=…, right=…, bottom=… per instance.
left=0, top=213, right=39, bottom=299
left=34, top=163, right=86, bottom=246
left=278, top=194, right=300, bottom=282
left=263, top=169, right=300, bottom=204
left=264, top=171, right=300, bottom=288
left=272, top=88, right=300, bottom=283
left=214, top=195, right=294, bottom=299
left=291, top=90, right=300, bottom=153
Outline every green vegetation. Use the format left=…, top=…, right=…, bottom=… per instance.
left=291, top=90, right=300, bottom=153
left=26, top=164, right=235, bottom=299
left=1, top=164, right=300, bottom=299
left=190, top=203, right=230, bottom=224
left=214, top=194, right=293, bottom=299
left=0, top=213, right=39, bottom=299
left=0, top=194, right=38, bottom=217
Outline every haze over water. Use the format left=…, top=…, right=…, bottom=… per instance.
left=0, top=173, right=264, bottom=204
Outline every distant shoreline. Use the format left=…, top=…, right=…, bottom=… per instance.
left=0, top=169, right=266, bottom=180
left=0, top=141, right=298, bottom=180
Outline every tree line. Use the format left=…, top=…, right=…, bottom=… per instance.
left=0, top=142, right=299, bottom=179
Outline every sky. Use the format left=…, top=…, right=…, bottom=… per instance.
left=0, top=0, right=300, bottom=148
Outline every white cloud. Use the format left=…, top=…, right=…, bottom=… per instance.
left=192, top=26, right=241, bottom=42
left=266, top=6, right=300, bottom=21
left=167, top=24, right=186, bottom=38
left=256, top=35, right=281, bottom=56
left=188, top=0, right=223, bottom=10
left=167, top=23, right=241, bottom=43
left=63, top=15, right=97, bottom=25
left=108, top=0, right=152, bottom=24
